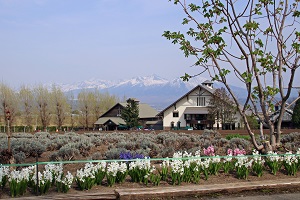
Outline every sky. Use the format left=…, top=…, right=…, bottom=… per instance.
left=0, top=0, right=199, bottom=88
left=0, top=0, right=299, bottom=90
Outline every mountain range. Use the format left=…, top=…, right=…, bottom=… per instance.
left=54, top=74, right=298, bottom=111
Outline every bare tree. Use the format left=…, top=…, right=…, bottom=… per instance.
left=34, top=85, right=51, bottom=131
left=19, top=85, right=35, bottom=132
left=67, top=92, right=77, bottom=131
left=51, top=85, right=70, bottom=131
left=0, top=83, right=19, bottom=152
left=100, top=91, right=120, bottom=112
left=78, top=89, right=93, bottom=130
left=164, top=0, right=300, bottom=151
left=208, top=88, right=237, bottom=130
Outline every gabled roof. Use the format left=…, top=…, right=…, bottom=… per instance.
left=119, top=103, right=158, bottom=118
left=94, top=117, right=125, bottom=125
left=97, top=102, right=158, bottom=120
left=157, top=84, right=216, bottom=116
left=99, top=103, right=124, bottom=117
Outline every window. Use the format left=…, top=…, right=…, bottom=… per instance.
left=185, top=114, right=191, bottom=120
left=197, top=97, right=206, bottom=106
left=117, top=107, right=122, bottom=117
left=173, top=111, right=179, bottom=117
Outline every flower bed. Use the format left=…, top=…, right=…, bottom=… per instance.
left=1, top=147, right=300, bottom=198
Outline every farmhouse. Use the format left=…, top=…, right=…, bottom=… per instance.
left=94, top=99, right=161, bottom=130
left=157, top=81, right=243, bottom=130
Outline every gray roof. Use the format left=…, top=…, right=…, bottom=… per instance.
left=94, top=101, right=158, bottom=125
left=120, top=103, right=158, bottom=118
left=94, top=117, right=125, bottom=125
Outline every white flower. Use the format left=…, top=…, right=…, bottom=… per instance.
left=0, top=166, right=9, bottom=182
left=235, top=155, right=253, bottom=168
left=267, top=151, right=282, bottom=162
left=107, top=162, right=119, bottom=177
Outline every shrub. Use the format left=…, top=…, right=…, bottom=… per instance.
left=57, top=145, right=80, bottom=161
left=91, top=152, right=103, bottom=160
left=11, top=138, right=46, bottom=158
left=105, top=148, right=127, bottom=160
left=226, top=134, right=251, bottom=141
left=14, top=151, right=26, bottom=164
left=158, top=146, right=175, bottom=158
left=227, top=138, right=251, bottom=153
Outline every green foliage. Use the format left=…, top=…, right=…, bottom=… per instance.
left=246, top=115, right=259, bottom=129
left=121, top=98, right=139, bottom=129
left=225, top=134, right=251, bottom=141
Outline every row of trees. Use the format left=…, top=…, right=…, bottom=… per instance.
left=0, top=83, right=120, bottom=131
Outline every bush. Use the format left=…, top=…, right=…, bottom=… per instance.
left=14, top=151, right=26, bottom=164
left=11, top=138, right=46, bottom=157
left=225, top=134, right=251, bottom=141
left=57, top=145, right=80, bottom=161
left=105, top=147, right=127, bottom=160
left=91, top=152, right=103, bottom=160
left=227, top=138, right=251, bottom=153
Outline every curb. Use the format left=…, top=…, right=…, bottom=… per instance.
left=115, top=178, right=300, bottom=200
left=4, top=178, right=300, bottom=200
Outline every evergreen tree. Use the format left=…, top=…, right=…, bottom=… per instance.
left=292, top=93, right=300, bottom=128
left=121, top=98, right=139, bottom=129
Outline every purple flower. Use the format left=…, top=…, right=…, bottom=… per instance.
left=120, top=152, right=144, bottom=160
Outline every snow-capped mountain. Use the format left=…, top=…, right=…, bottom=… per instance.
left=59, top=74, right=214, bottom=110
left=54, top=74, right=299, bottom=111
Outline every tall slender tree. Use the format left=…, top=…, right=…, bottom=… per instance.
left=78, top=89, right=93, bottom=130
left=51, top=85, right=69, bottom=131
left=19, top=85, right=35, bottom=131
left=34, top=85, right=51, bottom=131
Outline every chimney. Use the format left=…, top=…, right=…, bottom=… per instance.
left=202, top=80, right=213, bottom=89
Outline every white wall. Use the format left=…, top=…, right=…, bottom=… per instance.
left=163, top=88, right=213, bottom=129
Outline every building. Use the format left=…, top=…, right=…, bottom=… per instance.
left=269, top=102, right=294, bottom=128
left=94, top=99, right=161, bottom=130
left=157, top=81, right=242, bottom=130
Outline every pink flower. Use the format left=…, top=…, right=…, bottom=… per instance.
left=203, top=145, right=215, bottom=156
left=227, top=149, right=233, bottom=155
left=227, top=148, right=246, bottom=156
